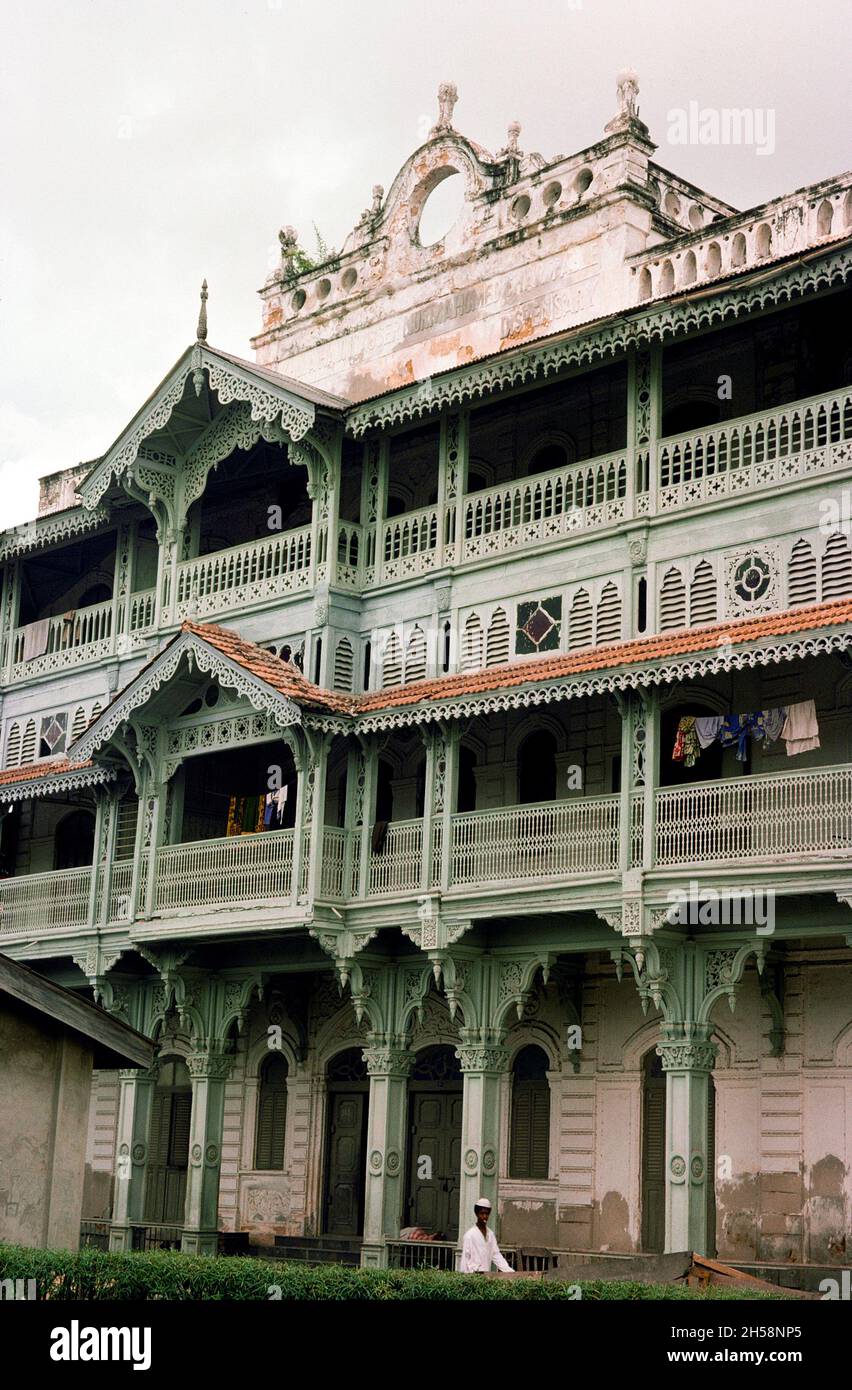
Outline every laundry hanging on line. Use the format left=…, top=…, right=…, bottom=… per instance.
left=671, top=701, right=818, bottom=765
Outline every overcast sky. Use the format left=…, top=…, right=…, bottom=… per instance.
left=1, top=0, right=849, bottom=528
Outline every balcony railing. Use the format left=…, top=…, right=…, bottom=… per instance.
left=0, top=866, right=91, bottom=933
left=154, top=829, right=295, bottom=912
left=10, top=600, right=114, bottom=679
left=450, top=795, right=621, bottom=884
left=368, top=819, right=423, bottom=895
left=173, top=528, right=312, bottom=620
left=2, top=767, right=850, bottom=936
left=462, top=450, right=630, bottom=562
left=655, top=763, right=852, bottom=866
left=380, top=506, right=440, bottom=582
left=657, top=386, right=852, bottom=513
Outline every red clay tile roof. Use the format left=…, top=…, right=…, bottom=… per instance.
left=179, top=621, right=353, bottom=713
left=0, top=758, right=95, bottom=787
left=17, top=597, right=847, bottom=784
left=350, top=595, right=852, bottom=715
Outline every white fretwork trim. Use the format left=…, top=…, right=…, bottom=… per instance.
left=69, top=630, right=302, bottom=761
left=0, top=765, right=116, bottom=804
left=347, top=248, right=851, bottom=436
left=78, top=346, right=317, bottom=510
left=0, top=507, right=111, bottom=561
left=303, top=625, right=852, bottom=735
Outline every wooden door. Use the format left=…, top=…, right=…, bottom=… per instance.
left=324, top=1092, right=367, bottom=1235
left=145, top=1084, right=191, bottom=1224
left=641, top=1050, right=666, bottom=1252
left=407, top=1092, right=463, bottom=1238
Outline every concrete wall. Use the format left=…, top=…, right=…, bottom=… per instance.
left=0, top=1000, right=94, bottom=1250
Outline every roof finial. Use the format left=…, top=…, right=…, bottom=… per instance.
left=605, top=69, right=649, bottom=137
left=431, top=81, right=458, bottom=136
left=196, top=279, right=208, bottom=343
left=497, top=120, right=522, bottom=160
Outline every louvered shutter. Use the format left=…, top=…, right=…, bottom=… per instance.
left=255, top=1058, right=288, bottom=1169
left=486, top=608, right=510, bottom=666
left=822, top=532, right=852, bottom=598
left=689, top=561, right=717, bottom=625
left=169, top=1093, right=192, bottom=1168
left=568, top=590, right=593, bottom=648
left=461, top=614, right=483, bottom=671
left=333, top=638, right=354, bottom=692
left=644, top=1085, right=666, bottom=1182
left=5, top=723, right=22, bottom=767
left=382, top=633, right=403, bottom=688
left=788, top=539, right=817, bottom=605
left=595, top=583, right=622, bottom=644
left=20, top=720, right=37, bottom=765
left=405, top=626, right=427, bottom=683
left=71, top=705, right=88, bottom=742
left=510, top=1080, right=550, bottom=1179
left=659, top=568, right=687, bottom=630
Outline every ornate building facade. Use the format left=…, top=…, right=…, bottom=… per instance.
left=1, top=76, right=851, bottom=1270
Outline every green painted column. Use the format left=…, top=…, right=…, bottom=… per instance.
left=360, top=1042, right=413, bottom=1267
left=181, top=1048, right=234, bottom=1256
left=456, top=1034, right=509, bottom=1243
left=109, top=1064, right=159, bottom=1251
left=658, top=1033, right=717, bottom=1256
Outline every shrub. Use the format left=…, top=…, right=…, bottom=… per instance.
left=0, top=1245, right=779, bottom=1301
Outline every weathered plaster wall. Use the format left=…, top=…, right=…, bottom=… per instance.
left=0, top=1000, right=93, bottom=1250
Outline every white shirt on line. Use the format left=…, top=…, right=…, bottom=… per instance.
left=459, top=1223, right=513, bottom=1274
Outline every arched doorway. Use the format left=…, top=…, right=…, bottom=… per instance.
left=145, top=1057, right=192, bottom=1225
left=323, top=1048, right=368, bottom=1236
left=517, top=729, right=557, bottom=804
left=405, top=1045, right=463, bottom=1238
left=640, top=1047, right=666, bottom=1252
left=53, top=808, right=95, bottom=869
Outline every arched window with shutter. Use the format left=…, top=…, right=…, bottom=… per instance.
left=255, top=1052, right=288, bottom=1170
left=509, top=1045, right=551, bottom=1179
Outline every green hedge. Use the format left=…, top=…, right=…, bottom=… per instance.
left=0, top=1244, right=778, bottom=1300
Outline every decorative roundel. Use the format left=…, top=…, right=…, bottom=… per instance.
left=690, top=1155, right=705, bottom=1181
left=205, top=1144, right=219, bottom=1165
left=464, top=1148, right=479, bottom=1174
left=482, top=1148, right=497, bottom=1176
left=670, top=1154, right=687, bottom=1178
left=733, top=553, right=771, bottom=603
left=118, top=1142, right=130, bottom=1157
left=131, top=1143, right=146, bottom=1163
left=369, top=1149, right=383, bottom=1173
left=386, top=1150, right=401, bottom=1176
left=191, top=1144, right=203, bottom=1163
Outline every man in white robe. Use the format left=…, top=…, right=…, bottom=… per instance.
left=459, top=1197, right=514, bottom=1274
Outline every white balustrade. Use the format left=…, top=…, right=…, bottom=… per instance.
left=107, top=860, right=135, bottom=922
left=0, top=866, right=92, bottom=934
left=336, top=523, right=363, bottom=588
left=155, top=830, right=295, bottom=912
left=174, top=528, right=312, bottom=619
left=320, top=827, right=349, bottom=898
left=657, top=387, right=852, bottom=511
left=632, top=174, right=852, bottom=304
left=368, top=819, right=423, bottom=895
left=380, top=506, right=440, bottom=581
left=655, top=764, right=852, bottom=866
left=450, top=795, right=620, bottom=885
left=128, top=589, right=156, bottom=633
left=462, top=451, right=629, bottom=560
left=11, top=600, right=114, bottom=678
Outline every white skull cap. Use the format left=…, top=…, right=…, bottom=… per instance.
left=474, top=1196, right=492, bottom=1209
